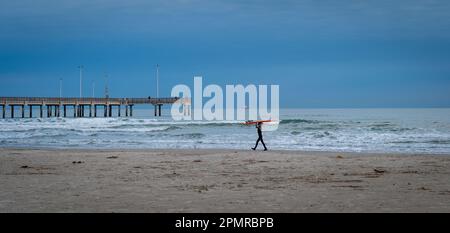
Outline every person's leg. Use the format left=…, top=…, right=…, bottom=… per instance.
left=252, top=137, right=261, bottom=150
left=260, top=137, right=267, bottom=150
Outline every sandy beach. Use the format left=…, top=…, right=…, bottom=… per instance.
left=0, top=147, right=449, bottom=213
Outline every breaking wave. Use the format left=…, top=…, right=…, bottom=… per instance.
left=1, top=108, right=450, bottom=154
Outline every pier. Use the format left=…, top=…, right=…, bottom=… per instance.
left=0, top=97, right=191, bottom=118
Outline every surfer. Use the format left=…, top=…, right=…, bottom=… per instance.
left=252, top=122, right=267, bottom=151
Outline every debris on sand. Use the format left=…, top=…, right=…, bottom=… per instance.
left=336, top=155, right=344, bottom=159
left=374, top=168, right=386, bottom=174
left=20, top=165, right=29, bottom=169
left=193, top=185, right=209, bottom=193
left=193, top=160, right=202, bottom=163
left=72, top=161, right=84, bottom=164
left=107, top=156, right=119, bottom=159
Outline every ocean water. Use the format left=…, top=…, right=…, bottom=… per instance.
left=1, top=108, right=450, bottom=154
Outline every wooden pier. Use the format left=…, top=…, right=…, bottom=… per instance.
left=0, top=97, right=190, bottom=118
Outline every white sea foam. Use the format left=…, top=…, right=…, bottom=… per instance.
left=1, top=109, right=450, bottom=153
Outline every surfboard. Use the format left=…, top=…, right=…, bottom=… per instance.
left=243, top=120, right=274, bottom=125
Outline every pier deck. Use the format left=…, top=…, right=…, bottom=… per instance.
left=0, top=97, right=188, bottom=118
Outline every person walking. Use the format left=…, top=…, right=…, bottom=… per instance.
left=252, top=122, right=267, bottom=151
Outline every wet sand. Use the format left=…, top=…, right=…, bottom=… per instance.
left=0, top=148, right=449, bottom=212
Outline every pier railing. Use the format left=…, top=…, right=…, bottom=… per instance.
left=0, top=97, right=180, bottom=105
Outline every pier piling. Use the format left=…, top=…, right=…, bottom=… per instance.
left=154, top=104, right=163, bottom=116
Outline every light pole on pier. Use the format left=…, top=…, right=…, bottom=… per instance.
left=78, top=65, right=84, bottom=98
left=59, top=78, right=63, bottom=98
left=92, top=81, right=95, bottom=98
left=104, top=73, right=109, bottom=98
left=156, top=64, right=159, bottom=98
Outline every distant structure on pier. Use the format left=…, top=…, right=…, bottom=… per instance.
left=0, top=97, right=191, bottom=118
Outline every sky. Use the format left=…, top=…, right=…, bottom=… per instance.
left=1, top=0, right=450, bottom=108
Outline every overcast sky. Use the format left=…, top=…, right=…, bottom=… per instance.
left=1, top=0, right=449, bottom=107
